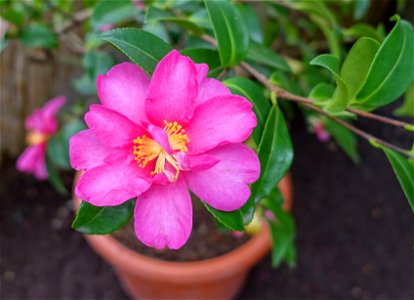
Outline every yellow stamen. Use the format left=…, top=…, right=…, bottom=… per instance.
left=132, top=120, right=190, bottom=182
left=26, top=131, right=48, bottom=145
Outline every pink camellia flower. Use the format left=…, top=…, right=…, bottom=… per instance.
left=70, top=50, right=260, bottom=249
left=16, top=96, right=66, bottom=180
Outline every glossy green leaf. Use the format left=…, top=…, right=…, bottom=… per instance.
left=92, top=0, right=137, bottom=29
left=205, top=0, right=249, bottom=67
left=2, top=7, right=24, bottom=25
left=99, top=28, right=173, bottom=74
left=181, top=48, right=222, bottom=77
left=145, top=6, right=204, bottom=35
left=203, top=204, right=244, bottom=231
left=237, top=3, right=263, bottom=44
left=72, top=201, right=135, bottom=234
left=20, top=24, right=57, bottom=49
left=394, top=82, right=414, bottom=118
left=247, top=42, right=291, bottom=72
left=324, top=118, right=360, bottom=163
left=224, top=77, right=271, bottom=145
left=341, top=37, right=380, bottom=100
left=383, top=148, right=414, bottom=212
left=343, top=23, right=384, bottom=43
left=242, top=105, right=293, bottom=223
left=310, top=54, right=349, bottom=113
left=354, top=16, right=414, bottom=110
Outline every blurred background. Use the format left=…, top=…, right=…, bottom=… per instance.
left=1, top=0, right=413, bottom=299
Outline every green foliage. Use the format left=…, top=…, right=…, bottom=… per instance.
left=72, top=200, right=135, bottom=234
left=19, top=24, right=57, bottom=49
left=242, top=105, right=293, bottom=223
left=310, top=54, right=349, bottom=113
left=343, top=23, right=384, bottom=43
left=91, top=0, right=138, bottom=30
left=394, top=83, right=414, bottom=118
left=204, top=0, right=249, bottom=67
left=383, top=148, right=414, bottom=212
left=203, top=203, right=244, bottom=231
left=340, top=37, right=380, bottom=100
left=262, top=189, right=296, bottom=267
left=145, top=6, right=204, bottom=35
left=237, top=3, right=263, bottom=44
left=352, top=16, right=414, bottom=110
left=181, top=48, right=222, bottom=77
left=224, top=77, right=271, bottom=145
left=73, top=51, right=115, bottom=95
left=324, top=119, right=360, bottom=163
left=247, top=42, right=291, bottom=72
left=99, top=28, right=173, bottom=74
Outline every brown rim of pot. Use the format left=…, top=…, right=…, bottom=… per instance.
left=73, top=172, right=293, bottom=284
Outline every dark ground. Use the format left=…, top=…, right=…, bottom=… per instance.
left=1, top=110, right=413, bottom=300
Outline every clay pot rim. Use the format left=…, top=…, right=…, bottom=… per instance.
left=73, top=173, right=292, bottom=282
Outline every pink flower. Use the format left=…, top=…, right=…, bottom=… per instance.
left=70, top=50, right=260, bottom=249
left=314, top=123, right=330, bottom=142
left=99, top=24, right=114, bottom=32
left=132, top=0, right=144, bottom=10
left=16, top=96, right=66, bottom=180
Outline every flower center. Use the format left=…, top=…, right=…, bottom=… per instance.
left=26, top=131, right=48, bottom=145
left=133, top=120, right=190, bottom=182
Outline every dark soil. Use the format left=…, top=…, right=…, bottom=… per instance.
left=112, top=200, right=249, bottom=261
left=1, top=105, right=413, bottom=299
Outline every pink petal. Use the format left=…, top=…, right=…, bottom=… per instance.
left=194, top=64, right=230, bottom=105
left=84, top=105, right=145, bottom=149
left=16, top=144, right=47, bottom=180
left=97, top=63, right=149, bottom=123
left=185, top=143, right=260, bottom=211
left=176, top=152, right=219, bottom=171
left=186, top=95, right=257, bottom=154
left=25, top=96, right=66, bottom=134
left=134, top=178, right=192, bottom=249
left=145, top=50, right=197, bottom=126
left=75, top=157, right=151, bottom=206
left=69, top=129, right=111, bottom=171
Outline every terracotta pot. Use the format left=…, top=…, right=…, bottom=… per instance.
left=73, top=173, right=293, bottom=299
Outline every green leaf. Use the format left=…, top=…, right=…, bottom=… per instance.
left=224, top=77, right=271, bottom=145
left=394, top=83, right=414, bottom=118
left=247, top=42, right=291, bottom=72
left=308, top=83, right=335, bottom=101
left=73, top=51, right=115, bottom=95
left=72, top=201, right=135, bottom=234
left=145, top=6, right=204, bottom=35
left=343, top=23, right=384, bottom=43
left=310, top=54, right=349, bottom=113
left=205, top=0, right=249, bottom=67
left=262, top=190, right=295, bottom=267
left=270, top=71, right=304, bottom=96
left=324, top=118, right=360, bottom=163
left=20, top=24, right=57, bottom=49
left=45, top=152, right=67, bottom=195
left=203, top=204, right=244, bottom=231
left=353, top=16, right=414, bottom=110
left=383, top=148, right=414, bottom=212
left=181, top=48, right=222, bottom=77
left=242, top=105, right=293, bottom=223
left=99, top=28, right=173, bottom=74
left=237, top=3, right=263, bottom=44
left=341, top=37, right=380, bottom=100
left=2, top=7, right=24, bottom=25
left=92, top=0, right=137, bottom=29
